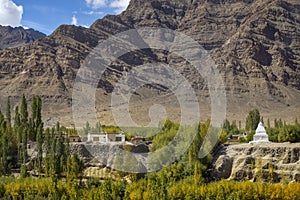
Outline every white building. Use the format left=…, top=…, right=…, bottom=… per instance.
left=249, top=122, right=269, bottom=144
left=87, top=133, right=125, bottom=143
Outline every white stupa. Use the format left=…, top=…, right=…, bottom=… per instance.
left=249, top=122, right=269, bottom=144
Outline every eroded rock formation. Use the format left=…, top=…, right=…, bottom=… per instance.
left=210, top=143, right=300, bottom=182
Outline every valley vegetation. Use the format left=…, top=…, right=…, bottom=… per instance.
left=0, top=97, right=299, bottom=199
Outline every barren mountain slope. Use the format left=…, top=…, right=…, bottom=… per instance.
left=0, top=0, right=299, bottom=126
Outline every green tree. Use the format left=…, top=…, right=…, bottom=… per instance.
left=44, top=128, right=51, bottom=154
left=63, top=135, right=70, bottom=173
left=193, top=161, right=203, bottom=186
left=31, top=96, right=37, bottom=140
left=21, top=127, right=28, bottom=164
left=56, top=121, right=60, bottom=133
left=95, top=122, right=101, bottom=134
left=274, top=118, right=278, bottom=128
left=278, top=118, right=283, bottom=128
left=49, top=137, right=57, bottom=180
left=245, top=109, right=260, bottom=131
left=0, top=121, right=17, bottom=176
left=36, top=123, right=44, bottom=174
left=31, top=96, right=43, bottom=141
left=28, top=118, right=35, bottom=141
left=5, top=97, right=11, bottom=125
left=56, top=133, right=64, bottom=175
left=260, top=116, right=264, bottom=124
left=66, top=153, right=85, bottom=184
left=31, top=96, right=37, bottom=122
left=13, top=106, right=20, bottom=138
left=44, top=128, right=51, bottom=176
left=222, top=119, right=231, bottom=133
left=17, top=127, right=23, bottom=160
left=20, top=164, right=28, bottom=178
left=85, top=121, right=90, bottom=135
left=20, top=94, right=28, bottom=127
left=36, top=96, right=42, bottom=130
left=0, top=130, right=9, bottom=175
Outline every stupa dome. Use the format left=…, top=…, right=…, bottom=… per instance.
left=250, top=122, right=269, bottom=144
left=255, top=122, right=267, bottom=135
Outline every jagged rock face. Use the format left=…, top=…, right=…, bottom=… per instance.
left=0, top=25, right=46, bottom=50
left=210, top=143, right=300, bottom=182
left=123, top=0, right=189, bottom=29
left=0, top=0, right=299, bottom=126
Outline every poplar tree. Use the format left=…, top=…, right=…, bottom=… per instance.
left=37, top=96, right=42, bottom=128
left=20, top=95, right=28, bottom=127
left=44, top=128, right=51, bottom=154
left=14, top=106, right=20, bottom=137
left=17, top=127, right=23, bottom=159
left=43, top=128, right=51, bottom=176
left=0, top=130, right=9, bottom=175
left=85, top=121, right=90, bottom=135
left=49, top=137, right=57, bottom=179
left=245, top=109, right=260, bottom=131
left=6, top=97, right=11, bottom=125
left=19, top=95, right=28, bottom=164
left=21, top=127, right=28, bottom=164
left=56, top=132, right=65, bottom=174
left=31, top=96, right=43, bottom=141
left=95, top=122, right=101, bottom=134
left=66, top=153, right=84, bottom=184
left=36, top=123, right=44, bottom=174
left=31, top=96, right=37, bottom=140
left=31, top=96, right=37, bottom=121
left=56, top=122, right=60, bottom=133
left=28, top=118, right=34, bottom=141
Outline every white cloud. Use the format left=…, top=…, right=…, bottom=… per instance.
left=85, top=0, right=106, bottom=9
left=83, top=11, right=103, bottom=15
left=71, top=15, right=78, bottom=26
left=0, top=0, right=23, bottom=27
left=110, top=0, right=130, bottom=14
left=84, top=0, right=130, bottom=13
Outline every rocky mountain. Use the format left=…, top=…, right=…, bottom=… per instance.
left=0, top=0, right=299, bottom=126
left=210, top=143, right=300, bottom=182
left=0, top=25, right=46, bottom=50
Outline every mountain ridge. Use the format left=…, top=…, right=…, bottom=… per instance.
left=0, top=0, right=299, bottom=126
left=0, top=25, right=46, bottom=50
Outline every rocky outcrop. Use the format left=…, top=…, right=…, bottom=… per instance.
left=71, top=142, right=300, bottom=182
left=0, top=25, right=46, bottom=50
left=70, top=143, right=149, bottom=171
left=0, top=0, right=299, bottom=125
left=210, top=143, right=300, bottom=182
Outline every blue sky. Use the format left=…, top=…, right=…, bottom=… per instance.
left=0, top=0, right=130, bottom=35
